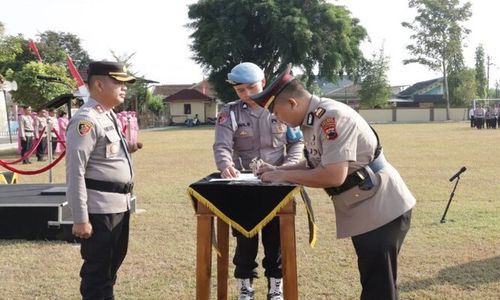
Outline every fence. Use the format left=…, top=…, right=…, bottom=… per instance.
left=0, top=129, right=17, bottom=137
left=359, top=107, right=468, bottom=123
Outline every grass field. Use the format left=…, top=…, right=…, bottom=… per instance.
left=0, top=122, right=499, bottom=299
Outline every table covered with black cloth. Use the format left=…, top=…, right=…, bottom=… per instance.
left=188, top=172, right=316, bottom=246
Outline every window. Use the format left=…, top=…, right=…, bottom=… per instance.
left=184, top=104, right=191, bottom=114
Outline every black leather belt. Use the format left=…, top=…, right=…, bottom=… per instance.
left=325, top=169, right=369, bottom=196
left=325, top=154, right=387, bottom=196
left=85, top=178, right=134, bottom=194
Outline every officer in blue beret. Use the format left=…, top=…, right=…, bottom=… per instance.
left=213, top=62, right=304, bottom=300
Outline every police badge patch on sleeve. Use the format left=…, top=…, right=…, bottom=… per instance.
left=218, top=111, right=229, bottom=125
left=78, top=120, right=93, bottom=136
left=320, top=117, right=338, bottom=140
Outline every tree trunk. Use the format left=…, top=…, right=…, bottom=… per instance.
left=443, top=61, right=450, bottom=120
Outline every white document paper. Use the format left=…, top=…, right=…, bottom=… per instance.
left=209, top=173, right=260, bottom=182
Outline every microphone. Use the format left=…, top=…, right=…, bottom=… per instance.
left=449, top=166, right=466, bottom=182
left=36, top=75, right=63, bottom=81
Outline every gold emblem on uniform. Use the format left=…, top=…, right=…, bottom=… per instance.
left=110, top=143, right=119, bottom=154
left=314, top=107, right=326, bottom=118
left=95, top=105, right=104, bottom=113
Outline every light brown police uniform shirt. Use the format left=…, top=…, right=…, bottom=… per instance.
left=34, top=116, right=47, bottom=138
left=302, top=96, right=416, bottom=238
left=214, top=100, right=303, bottom=171
left=19, top=115, right=34, bottom=138
left=49, top=116, right=59, bottom=138
left=66, top=97, right=133, bottom=223
left=474, top=107, right=485, bottom=117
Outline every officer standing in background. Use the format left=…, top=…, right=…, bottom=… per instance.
left=19, top=105, right=34, bottom=164
left=66, top=61, right=141, bottom=300
left=34, top=108, right=48, bottom=161
left=213, top=62, right=303, bottom=300
left=474, top=105, right=485, bottom=129
left=252, top=66, right=415, bottom=300
left=48, top=108, right=60, bottom=154
left=468, top=106, right=474, bottom=128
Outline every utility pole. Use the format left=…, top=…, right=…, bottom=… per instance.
left=486, top=55, right=494, bottom=97
left=496, top=80, right=499, bottom=98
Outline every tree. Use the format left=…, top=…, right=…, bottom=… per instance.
left=402, top=0, right=471, bottom=119
left=188, top=0, right=367, bottom=102
left=37, top=31, right=91, bottom=69
left=449, top=68, right=476, bottom=107
left=0, top=28, right=27, bottom=74
left=358, top=47, right=392, bottom=108
left=110, top=50, right=149, bottom=113
left=147, top=93, right=164, bottom=116
left=10, top=62, right=74, bottom=108
left=447, top=43, right=469, bottom=106
left=474, top=44, right=487, bottom=99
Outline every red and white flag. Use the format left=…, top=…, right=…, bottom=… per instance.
left=66, top=54, right=85, bottom=87
left=66, top=54, right=89, bottom=100
left=28, top=39, right=42, bottom=62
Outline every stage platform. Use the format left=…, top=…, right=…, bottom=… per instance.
left=0, top=184, right=136, bottom=241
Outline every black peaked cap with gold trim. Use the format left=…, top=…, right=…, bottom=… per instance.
left=87, top=61, right=136, bottom=83
left=250, top=64, right=294, bottom=111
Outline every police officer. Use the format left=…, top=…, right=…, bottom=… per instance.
left=66, top=61, right=141, bottom=300
left=19, top=105, right=34, bottom=164
left=468, top=106, right=474, bottom=128
left=34, top=108, right=48, bottom=161
left=47, top=108, right=60, bottom=154
left=213, top=62, right=303, bottom=300
left=474, top=105, right=485, bottom=129
left=252, top=65, right=416, bottom=300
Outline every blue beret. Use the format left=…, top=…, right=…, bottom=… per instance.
left=226, top=62, right=264, bottom=85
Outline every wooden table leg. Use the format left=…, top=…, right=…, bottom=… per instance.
left=197, top=205, right=213, bottom=300
left=279, top=201, right=298, bottom=300
left=217, top=218, right=229, bottom=300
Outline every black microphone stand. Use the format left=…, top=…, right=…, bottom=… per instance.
left=440, top=174, right=462, bottom=223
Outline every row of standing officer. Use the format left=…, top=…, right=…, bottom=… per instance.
left=470, top=105, right=499, bottom=129
left=18, top=107, right=60, bottom=163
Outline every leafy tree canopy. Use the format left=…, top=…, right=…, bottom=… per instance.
left=359, top=48, right=392, bottom=108
left=147, top=93, right=164, bottom=115
left=10, top=62, right=75, bottom=109
left=188, top=0, right=367, bottom=102
left=0, top=33, right=27, bottom=75
left=37, top=31, right=91, bottom=69
left=474, top=44, right=487, bottom=99
left=402, top=0, right=472, bottom=118
left=448, top=68, right=476, bottom=107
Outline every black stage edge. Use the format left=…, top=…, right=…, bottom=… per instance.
left=0, top=184, right=136, bottom=241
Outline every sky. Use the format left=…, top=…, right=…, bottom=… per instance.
left=1, top=0, right=499, bottom=88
